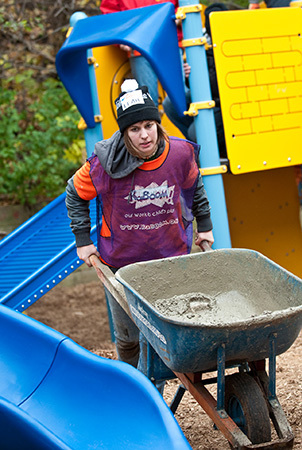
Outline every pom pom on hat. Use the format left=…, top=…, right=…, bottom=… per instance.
left=121, top=79, right=139, bottom=93
left=115, top=79, right=161, bottom=133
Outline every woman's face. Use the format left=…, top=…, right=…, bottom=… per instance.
left=127, top=120, right=158, bottom=159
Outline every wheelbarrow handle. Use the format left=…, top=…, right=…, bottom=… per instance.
left=89, top=254, right=130, bottom=315
left=200, top=240, right=212, bottom=252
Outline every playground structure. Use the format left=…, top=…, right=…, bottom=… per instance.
left=0, top=1, right=302, bottom=448
left=1, top=2, right=302, bottom=309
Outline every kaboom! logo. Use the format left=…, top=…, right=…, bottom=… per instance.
left=126, top=181, right=175, bottom=209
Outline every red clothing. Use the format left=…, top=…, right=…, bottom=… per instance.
left=100, top=0, right=182, bottom=44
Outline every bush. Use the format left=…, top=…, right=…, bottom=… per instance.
left=0, top=73, right=85, bottom=206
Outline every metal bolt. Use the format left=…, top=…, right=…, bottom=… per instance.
left=288, top=157, right=291, bottom=162
left=263, top=161, right=267, bottom=165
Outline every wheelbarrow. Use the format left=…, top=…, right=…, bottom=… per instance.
left=90, top=249, right=302, bottom=449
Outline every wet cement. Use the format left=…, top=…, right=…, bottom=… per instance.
left=118, top=250, right=302, bottom=326
left=154, top=290, right=277, bottom=324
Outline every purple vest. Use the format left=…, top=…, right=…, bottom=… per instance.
left=90, top=137, right=200, bottom=268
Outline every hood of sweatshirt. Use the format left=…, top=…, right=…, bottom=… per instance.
left=94, top=130, right=144, bottom=179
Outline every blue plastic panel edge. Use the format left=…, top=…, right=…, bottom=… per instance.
left=56, top=3, right=186, bottom=128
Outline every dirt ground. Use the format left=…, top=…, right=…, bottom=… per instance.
left=28, top=274, right=302, bottom=450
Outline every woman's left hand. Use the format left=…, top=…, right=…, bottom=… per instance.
left=183, top=62, right=191, bottom=78
left=195, top=230, right=214, bottom=249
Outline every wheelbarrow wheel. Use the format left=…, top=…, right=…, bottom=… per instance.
left=225, top=372, right=271, bottom=445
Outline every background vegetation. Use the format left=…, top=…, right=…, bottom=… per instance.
left=1, top=0, right=100, bottom=206
left=1, top=0, right=247, bottom=207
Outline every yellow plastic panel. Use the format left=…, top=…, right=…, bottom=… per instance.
left=210, top=8, right=302, bottom=174
left=223, top=167, right=302, bottom=278
left=289, top=96, right=302, bottom=112
left=92, top=46, right=129, bottom=139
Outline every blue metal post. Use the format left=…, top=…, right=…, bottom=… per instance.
left=85, top=48, right=103, bottom=157
left=179, top=0, right=231, bottom=249
left=70, top=13, right=103, bottom=157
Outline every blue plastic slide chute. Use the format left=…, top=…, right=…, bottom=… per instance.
left=0, top=194, right=97, bottom=311
left=56, top=3, right=187, bottom=129
left=0, top=304, right=191, bottom=450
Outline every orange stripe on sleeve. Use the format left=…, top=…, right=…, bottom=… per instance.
left=73, top=161, right=97, bottom=200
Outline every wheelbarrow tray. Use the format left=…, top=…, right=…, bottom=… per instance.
left=116, top=249, right=302, bottom=373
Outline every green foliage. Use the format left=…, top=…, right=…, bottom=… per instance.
left=201, top=0, right=249, bottom=9
left=0, top=73, right=84, bottom=206
left=0, top=1, right=102, bottom=206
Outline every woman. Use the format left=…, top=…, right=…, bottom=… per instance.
left=66, top=79, right=214, bottom=388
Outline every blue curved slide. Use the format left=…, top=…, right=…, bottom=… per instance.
left=0, top=193, right=97, bottom=311
left=0, top=303, right=191, bottom=449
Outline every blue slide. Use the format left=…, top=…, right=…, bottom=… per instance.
left=0, top=303, right=191, bottom=449
left=0, top=193, right=97, bottom=311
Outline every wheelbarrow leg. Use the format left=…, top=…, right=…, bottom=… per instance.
left=248, top=336, right=294, bottom=448
left=268, top=333, right=277, bottom=400
left=251, top=334, right=295, bottom=447
left=217, top=343, right=226, bottom=414
left=268, top=335, right=293, bottom=443
left=170, top=385, right=186, bottom=414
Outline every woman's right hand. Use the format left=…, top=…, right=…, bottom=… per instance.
left=120, top=44, right=132, bottom=52
left=77, top=244, right=100, bottom=267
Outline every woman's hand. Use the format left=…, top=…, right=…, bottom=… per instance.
left=195, top=230, right=214, bottom=250
left=77, top=244, right=100, bottom=267
left=120, top=44, right=132, bottom=52
left=183, top=62, right=191, bottom=79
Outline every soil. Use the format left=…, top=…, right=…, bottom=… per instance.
left=27, top=276, right=302, bottom=450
